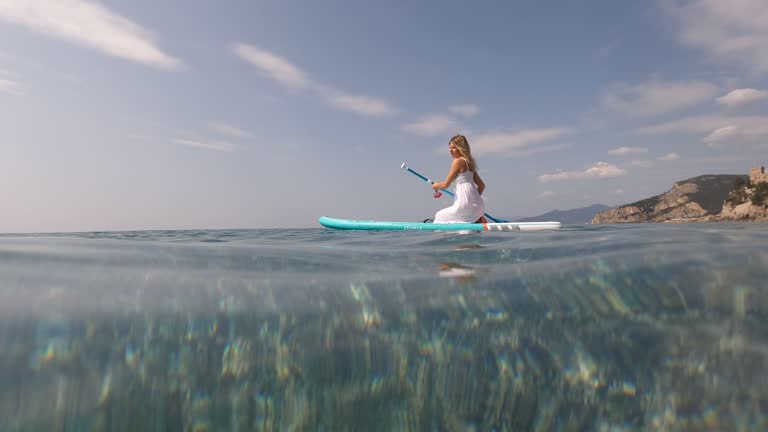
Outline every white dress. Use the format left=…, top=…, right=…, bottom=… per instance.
left=434, top=159, right=486, bottom=223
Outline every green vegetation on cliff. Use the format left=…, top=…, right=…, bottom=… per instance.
left=726, top=177, right=768, bottom=207
left=682, top=175, right=748, bottom=214
left=752, top=182, right=768, bottom=206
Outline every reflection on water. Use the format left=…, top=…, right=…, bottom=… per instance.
left=439, top=262, right=479, bottom=283
left=453, top=244, right=485, bottom=251
left=0, top=225, right=767, bottom=431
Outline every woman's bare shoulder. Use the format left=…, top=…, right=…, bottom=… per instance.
left=452, top=158, right=468, bottom=171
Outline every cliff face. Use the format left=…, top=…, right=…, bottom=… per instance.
left=592, top=175, right=746, bottom=224
left=720, top=202, right=768, bottom=221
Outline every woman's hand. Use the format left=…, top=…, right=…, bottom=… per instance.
left=432, top=182, right=444, bottom=190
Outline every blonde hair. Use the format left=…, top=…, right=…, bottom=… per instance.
left=449, top=135, right=477, bottom=171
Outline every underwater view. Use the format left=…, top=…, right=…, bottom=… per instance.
left=1, top=224, right=767, bottom=431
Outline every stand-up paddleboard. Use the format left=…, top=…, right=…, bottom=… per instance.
left=319, top=216, right=561, bottom=231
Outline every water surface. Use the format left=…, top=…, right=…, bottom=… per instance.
left=1, top=224, right=767, bottom=431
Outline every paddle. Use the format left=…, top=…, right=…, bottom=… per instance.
left=400, top=162, right=508, bottom=223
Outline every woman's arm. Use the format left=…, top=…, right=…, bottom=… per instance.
left=432, top=159, right=464, bottom=190
left=473, top=171, right=485, bottom=195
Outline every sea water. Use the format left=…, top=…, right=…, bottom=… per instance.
left=0, top=224, right=766, bottom=431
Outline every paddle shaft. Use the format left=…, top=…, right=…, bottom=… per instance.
left=401, top=163, right=507, bottom=223
left=403, top=167, right=456, bottom=198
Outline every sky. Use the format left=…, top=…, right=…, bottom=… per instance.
left=2, top=0, right=768, bottom=232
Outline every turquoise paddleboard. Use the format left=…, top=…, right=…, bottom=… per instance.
left=318, top=216, right=561, bottom=231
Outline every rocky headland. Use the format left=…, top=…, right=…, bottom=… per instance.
left=719, top=201, right=768, bottom=221
left=592, top=174, right=768, bottom=223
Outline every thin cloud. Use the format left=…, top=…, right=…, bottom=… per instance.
left=717, top=88, right=768, bottom=109
left=233, top=43, right=396, bottom=117
left=0, top=0, right=182, bottom=70
left=608, top=146, right=648, bottom=155
left=401, top=115, right=458, bottom=136
left=703, top=125, right=742, bottom=146
left=658, top=152, right=680, bottom=161
left=471, top=128, right=572, bottom=155
left=497, top=143, right=572, bottom=158
left=683, top=154, right=756, bottom=166
left=666, top=0, right=768, bottom=74
left=232, top=43, right=310, bottom=90
left=639, top=114, right=768, bottom=145
left=538, top=162, right=626, bottom=183
left=174, top=138, right=237, bottom=152
left=449, top=104, right=479, bottom=117
left=209, top=122, right=254, bottom=139
left=321, top=89, right=397, bottom=117
left=538, top=191, right=555, bottom=199
left=639, top=115, right=735, bottom=134
left=601, top=79, right=719, bottom=117
left=0, top=78, right=21, bottom=95
left=631, top=160, right=655, bottom=168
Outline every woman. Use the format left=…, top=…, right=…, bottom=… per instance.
left=432, top=135, right=486, bottom=223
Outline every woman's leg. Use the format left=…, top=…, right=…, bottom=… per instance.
left=434, top=207, right=453, bottom=223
